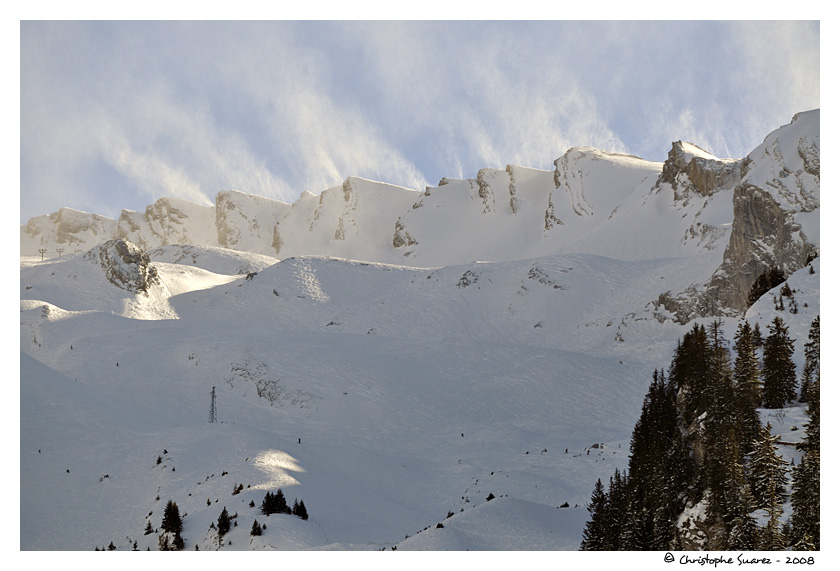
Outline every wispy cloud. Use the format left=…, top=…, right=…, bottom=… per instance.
left=21, top=22, right=294, bottom=217
left=20, top=21, right=819, bottom=223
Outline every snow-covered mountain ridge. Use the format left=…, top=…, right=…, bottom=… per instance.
left=22, top=111, right=819, bottom=318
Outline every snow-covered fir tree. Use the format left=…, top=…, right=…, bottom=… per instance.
left=761, top=317, right=797, bottom=408
left=582, top=313, right=819, bottom=551
left=580, top=479, right=610, bottom=550
left=800, top=316, right=819, bottom=402
left=790, top=369, right=819, bottom=550
left=747, top=422, right=788, bottom=510
left=733, top=321, right=762, bottom=455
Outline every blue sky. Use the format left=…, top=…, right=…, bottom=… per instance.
left=20, top=20, right=820, bottom=223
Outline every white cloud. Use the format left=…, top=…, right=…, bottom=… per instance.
left=20, top=21, right=820, bottom=223
left=343, top=21, right=629, bottom=179
left=187, top=23, right=431, bottom=194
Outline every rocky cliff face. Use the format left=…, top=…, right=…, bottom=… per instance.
left=657, top=141, right=743, bottom=201
left=703, top=184, right=817, bottom=314
left=553, top=148, right=598, bottom=217
left=21, top=208, right=117, bottom=255
left=215, top=190, right=290, bottom=256
left=116, top=197, right=217, bottom=251
left=83, top=239, right=161, bottom=295
left=704, top=111, right=819, bottom=316
left=655, top=110, right=820, bottom=321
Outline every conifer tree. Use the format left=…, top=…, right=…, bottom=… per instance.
left=699, top=322, right=751, bottom=541
left=791, top=533, right=817, bottom=551
left=727, top=487, right=758, bottom=551
left=704, top=419, right=751, bottom=548
left=580, top=321, right=805, bottom=552
left=261, top=489, right=291, bottom=515
left=261, top=491, right=271, bottom=515
left=580, top=479, right=610, bottom=550
left=804, top=371, right=820, bottom=450
left=623, top=369, right=692, bottom=549
left=790, top=447, right=819, bottom=550
left=161, top=500, right=182, bottom=535
left=280, top=489, right=291, bottom=514
left=800, top=316, right=819, bottom=402
left=217, top=507, right=231, bottom=538
left=748, top=422, right=788, bottom=509
left=790, top=370, right=819, bottom=549
left=780, top=282, right=793, bottom=299
left=733, top=321, right=762, bottom=455
left=752, top=322, right=763, bottom=348
left=748, top=267, right=785, bottom=305
left=292, top=498, right=309, bottom=520
left=669, top=324, right=712, bottom=422
left=605, top=469, right=628, bottom=549
left=761, top=317, right=797, bottom=408
left=250, top=519, right=263, bottom=536
left=705, top=321, right=737, bottom=431
left=759, top=482, right=785, bottom=550
left=618, top=497, right=655, bottom=550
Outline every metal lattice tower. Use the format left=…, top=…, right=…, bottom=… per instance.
left=209, top=386, right=217, bottom=423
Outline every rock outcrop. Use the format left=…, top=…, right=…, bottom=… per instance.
left=703, top=184, right=817, bottom=314
left=644, top=113, right=820, bottom=323
left=21, top=208, right=117, bottom=255
left=216, top=190, right=290, bottom=255
left=83, top=239, right=160, bottom=295
left=658, top=141, right=742, bottom=200
left=116, top=197, right=216, bottom=251
left=701, top=110, right=820, bottom=315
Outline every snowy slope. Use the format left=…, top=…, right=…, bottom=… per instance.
left=18, top=248, right=662, bottom=550
left=395, top=497, right=590, bottom=551
left=148, top=244, right=281, bottom=276
left=20, top=240, right=820, bottom=550
left=744, top=258, right=821, bottom=365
